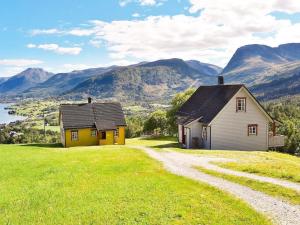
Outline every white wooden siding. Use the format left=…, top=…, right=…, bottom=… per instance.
left=186, top=128, right=191, bottom=148
left=178, top=125, right=182, bottom=143
left=203, top=126, right=211, bottom=149
left=210, top=88, right=269, bottom=150
left=186, top=120, right=203, bottom=148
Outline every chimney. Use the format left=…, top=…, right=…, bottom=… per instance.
left=218, top=76, right=224, bottom=85
left=88, top=97, right=92, bottom=103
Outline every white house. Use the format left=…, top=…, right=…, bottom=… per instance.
left=176, top=76, right=285, bottom=150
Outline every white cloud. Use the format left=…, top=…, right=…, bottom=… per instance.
left=132, top=13, right=141, bottom=18
left=30, top=28, right=96, bottom=37
left=29, top=0, right=300, bottom=66
left=68, top=28, right=96, bottom=36
left=0, top=59, right=43, bottom=67
left=119, top=0, right=131, bottom=7
left=119, top=0, right=164, bottom=7
left=89, top=39, right=102, bottom=48
left=30, top=29, right=62, bottom=36
left=139, top=0, right=156, bottom=6
left=77, top=0, right=300, bottom=66
left=27, top=43, right=82, bottom=55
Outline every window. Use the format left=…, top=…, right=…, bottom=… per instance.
left=248, top=124, right=258, bottom=136
left=236, top=97, right=246, bottom=112
left=71, top=130, right=78, bottom=141
left=114, top=128, right=119, bottom=137
left=101, top=131, right=106, bottom=140
left=91, top=129, right=97, bottom=137
left=202, top=126, right=207, bottom=140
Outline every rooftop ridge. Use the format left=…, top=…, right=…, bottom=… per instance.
left=59, top=101, right=122, bottom=106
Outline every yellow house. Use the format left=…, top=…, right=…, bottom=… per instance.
left=59, top=98, right=126, bottom=147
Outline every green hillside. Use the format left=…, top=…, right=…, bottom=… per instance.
left=0, top=143, right=270, bottom=225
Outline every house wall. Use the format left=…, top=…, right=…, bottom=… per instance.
left=99, top=130, right=114, bottom=145
left=64, top=126, right=126, bottom=147
left=210, top=88, right=269, bottom=150
left=203, top=126, right=211, bottom=149
left=186, top=128, right=191, bottom=148
left=65, top=128, right=98, bottom=147
left=115, top=126, right=126, bottom=145
left=185, top=120, right=203, bottom=148
left=178, top=125, right=183, bottom=143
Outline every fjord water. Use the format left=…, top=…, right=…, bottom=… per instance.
left=0, top=104, right=26, bottom=124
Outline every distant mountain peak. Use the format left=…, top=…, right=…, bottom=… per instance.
left=222, top=43, right=300, bottom=75
left=0, top=68, right=54, bottom=95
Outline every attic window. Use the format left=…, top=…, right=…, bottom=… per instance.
left=236, top=97, right=246, bottom=112
left=71, top=130, right=78, bottom=141
left=248, top=124, right=258, bottom=136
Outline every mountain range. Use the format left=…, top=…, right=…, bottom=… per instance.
left=0, top=43, right=299, bottom=102
left=4, top=58, right=222, bottom=102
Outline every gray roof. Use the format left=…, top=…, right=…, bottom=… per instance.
left=176, top=84, right=243, bottom=125
left=60, top=102, right=126, bottom=130
left=95, top=120, right=117, bottom=131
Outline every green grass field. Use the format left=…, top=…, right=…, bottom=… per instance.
left=0, top=143, right=271, bottom=225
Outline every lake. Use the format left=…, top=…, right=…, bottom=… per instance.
left=0, top=103, right=26, bottom=124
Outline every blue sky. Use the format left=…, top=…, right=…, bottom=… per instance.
left=1, top=0, right=300, bottom=77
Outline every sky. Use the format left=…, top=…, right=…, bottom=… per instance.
left=1, top=0, right=300, bottom=77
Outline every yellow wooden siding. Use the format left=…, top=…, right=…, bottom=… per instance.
left=116, top=126, right=126, bottom=145
left=64, top=126, right=126, bottom=147
left=65, top=128, right=98, bottom=147
left=99, top=130, right=114, bottom=145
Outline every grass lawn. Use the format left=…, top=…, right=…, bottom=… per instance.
left=127, top=136, right=178, bottom=148
left=197, top=167, right=300, bottom=205
left=131, top=137, right=300, bottom=183
left=0, top=144, right=271, bottom=225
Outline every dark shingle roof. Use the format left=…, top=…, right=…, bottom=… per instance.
left=60, top=102, right=126, bottom=130
left=176, top=85, right=243, bottom=125
left=95, top=120, right=117, bottom=131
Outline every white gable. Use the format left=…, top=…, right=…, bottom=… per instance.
left=209, top=87, right=270, bottom=150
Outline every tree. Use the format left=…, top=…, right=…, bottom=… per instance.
left=266, top=99, right=300, bottom=155
left=143, top=110, right=168, bottom=135
left=125, top=116, right=144, bottom=138
left=167, top=88, right=195, bottom=135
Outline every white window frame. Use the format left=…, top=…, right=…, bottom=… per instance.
left=236, top=97, right=246, bottom=112
left=248, top=124, right=258, bottom=136
left=71, top=130, right=78, bottom=141
left=114, top=128, right=119, bottom=137
left=91, top=129, right=97, bottom=137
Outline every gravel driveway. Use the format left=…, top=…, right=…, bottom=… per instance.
left=164, top=152, right=300, bottom=192
left=134, top=146, right=300, bottom=225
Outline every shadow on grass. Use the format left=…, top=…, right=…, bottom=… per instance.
left=139, top=136, right=177, bottom=141
left=154, top=142, right=180, bottom=149
left=20, top=143, right=63, bottom=148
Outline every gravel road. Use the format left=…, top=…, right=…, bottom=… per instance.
left=134, top=146, right=300, bottom=225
